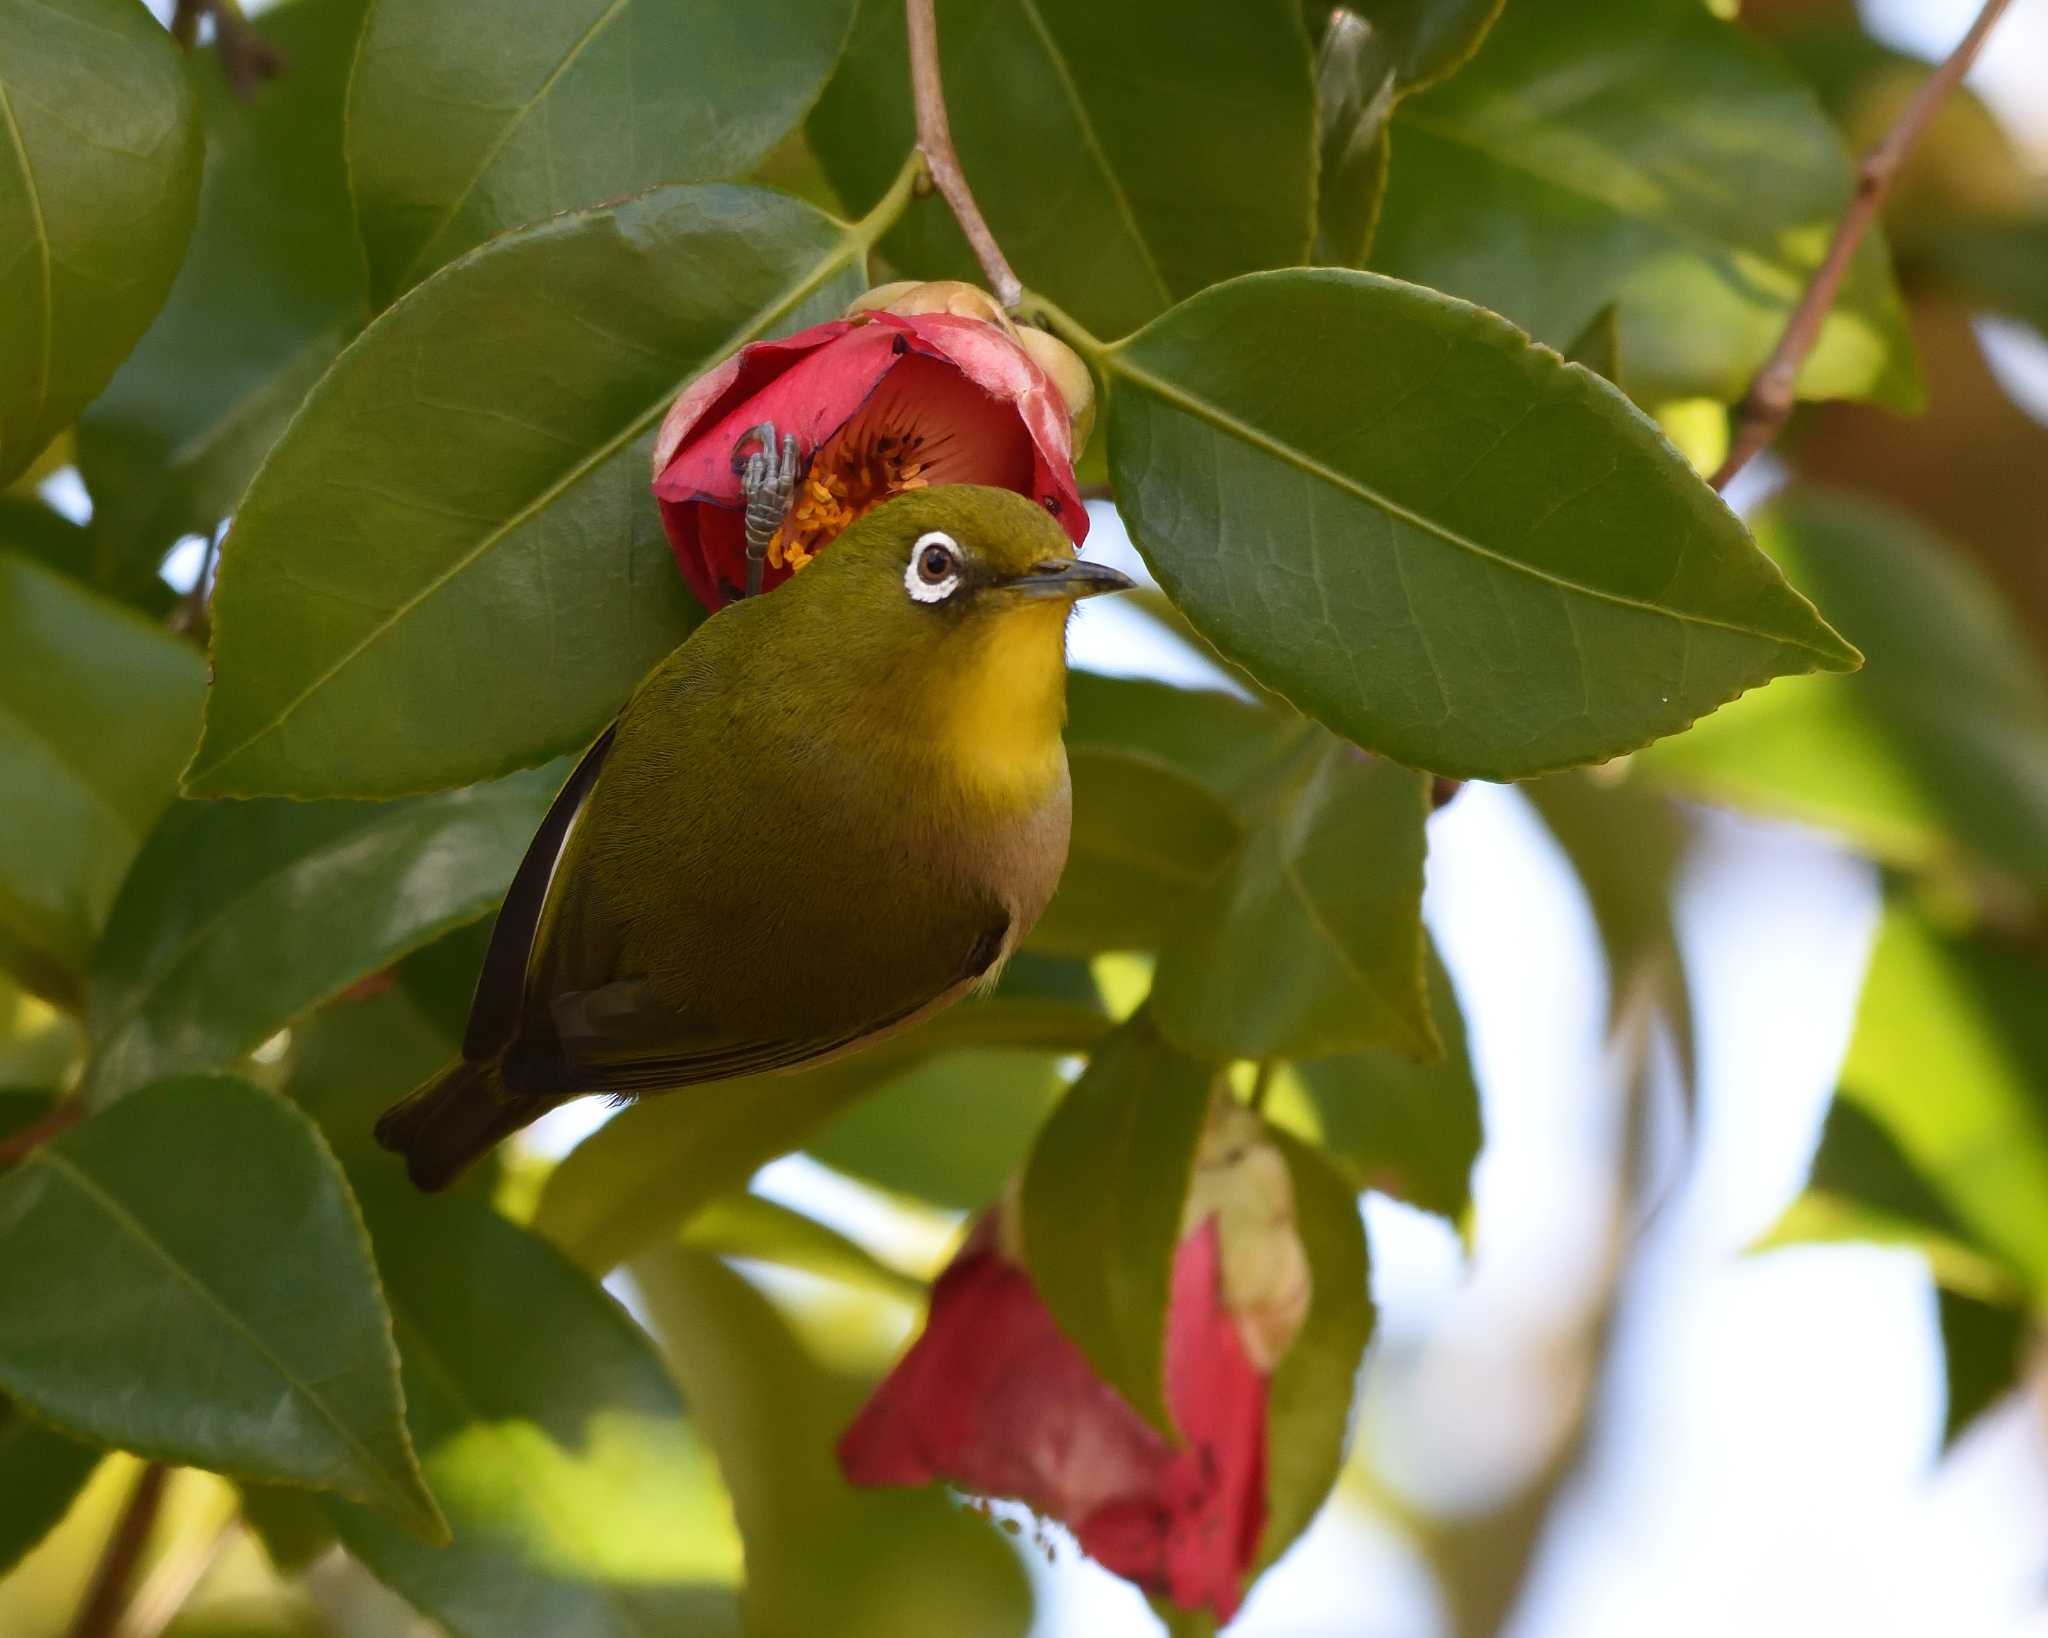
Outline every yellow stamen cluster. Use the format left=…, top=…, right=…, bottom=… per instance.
left=767, top=424, right=932, bottom=573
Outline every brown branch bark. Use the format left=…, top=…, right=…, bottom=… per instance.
left=170, top=0, right=284, bottom=99
left=0, top=1099, right=80, bottom=1167
left=1712, top=0, right=2014, bottom=490
left=904, top=0, right=1023, bottom=310
left=65, top=1463, right=169, bottom=1638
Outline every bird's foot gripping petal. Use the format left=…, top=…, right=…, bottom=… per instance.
left=734, top=422, right=802, bottom=598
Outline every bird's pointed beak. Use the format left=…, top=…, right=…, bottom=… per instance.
left=1000, top=557, right=1136, bottom=601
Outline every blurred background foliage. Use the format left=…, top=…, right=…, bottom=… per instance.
left=3, top=0, right=2047, bottom=1632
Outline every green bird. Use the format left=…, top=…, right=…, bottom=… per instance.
left=376, top=484, right=1131, bottom=1190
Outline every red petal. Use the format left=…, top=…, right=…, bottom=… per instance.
left=870, top=312, right=1088, bottom=545
left=649, top=319, right=859, bottom=478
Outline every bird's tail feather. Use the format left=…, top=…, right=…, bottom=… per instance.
left=374, top=1058, right=533, bottom=1193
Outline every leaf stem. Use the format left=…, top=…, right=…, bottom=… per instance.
left=1712, top=0, right=2014, bottom=490
left=65, top=1462, right=169, bottom=1638
left=852, top=148, right=927, bottom=252
left=0, top=1098, right=81, bottom=1168
left=904, top=0, right=1023, bottom=309
left=1247, top=1059, right=1277, bottom=1115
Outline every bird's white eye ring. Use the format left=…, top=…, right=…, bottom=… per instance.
left=906, top=530, right=962, bottom=604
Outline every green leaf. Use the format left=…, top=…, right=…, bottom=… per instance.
left=0, top=1076, right=440, bottom=1536
left=1018, top=1015, right=1216, bottom=1432
left=1256, top=1130, right=1371, bottom=1574
left=1370, top=0, right=1917, bottom=407
left=1523, top=769, right=1696, bottom=1086
left=1064, top=671, right=1307, bottom=809
left=85, top=763, right=563, bottom=1103
left=0, top=1399, right=98, bottom=1576
left=327, top=1184, right=741, bottom=1638
left=1834, top=905, right=2048, bottom=1293
left=535, top=989, right=1109, bottom=1272
left=1325, top=0, right=1503, bottom=93
left=1935, top=1288, right=2027, bottom=1447
left=808, top=1049, right=1071, bottom=1213
left=77, top=0, right=369, bottom=590
left=1030, top=749, right=1241, bottom=955
left=0, top=551, right=205, bottom=1004
left=238, top=1482, right=339, bottom=1575
left=1295, top=938, right=1481, bottom=1219
left=1152, top=735, right=1435, bottom=1060
left=809, top=0, right=1316, bottom=338
left=347, top=0, right=857, bottom=305
left=1310, top=12, right=1396, bottom=267
left=636, top=1248, right=1032, bottom=1638
left=1105, top=269, right=1860, bottom=780
left=1915, top=217, right=2048, bottom=341
left=1566, top=302, right=1622, bottom=382
left=1635, top=488, right=2048, bottom=892
left=0, top=0, right=201, bottom=483
left=187, top=184, right=871, bottom=799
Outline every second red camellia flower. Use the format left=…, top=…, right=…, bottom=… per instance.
left=650, top=280, right=1092, bottom=610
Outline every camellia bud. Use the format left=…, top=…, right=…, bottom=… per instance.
left=650, top=278, right=1091, bottom=609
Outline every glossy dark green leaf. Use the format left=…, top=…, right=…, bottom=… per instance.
left=238, top=1482, right=339, bottom=1575
left=535, top=988, right=1107, bottom=1272
left=809, top=1049, right=1070, bottom=1212
left=1106, top=270, right=1860, bottom=779
left=1154, top=735, right=1435, bottom=1060
left=1018, top=1016, right=1217, bottom=1432
left=1031, top=749, right=1241, bottom=955
left=1371, top=0, right=1917, bottom=407
left=348, top=0, right=857, bottom=304
left=810, top=0, right=1316, bottom=338
left=0, top=1076, right=440, bottom=1536
left=1915, top=218, right=2048, bottom=340
left=86, top=764, right=561, bottom=1103
left=0, top=1399, right=97, bottom=1575
left=188, top=185, right=871, bottom=799
left=77, top=0, right=368, bottom=589
left=1257, top=1131, right=1371, bottom=1573
left=637, top=1248, right=1031, bottom=1638
left=0, top=0, right=201, bottom=483
left=1296, top=940, right=1481, bottom=1219
left=328, top=1184, right=740, bottom=1637
left=1636, top=489, right=2048, bottom=891
left=0, top=552, right=205, bottom=1003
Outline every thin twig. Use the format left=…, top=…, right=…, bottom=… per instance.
left=904, top=0, right=1023, bottom=310
left=65, top=1463, right=170, bottom=1638
left=0, top=1099, right=80, bottom=1167
left=172, top=525, right=222, bottom=641
left=1713, top=0, right=2014, bottom=490
left=1246, top=1059, right=1277, bottom=1115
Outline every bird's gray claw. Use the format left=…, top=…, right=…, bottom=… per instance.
left=734, top=422, right=801, bottom=598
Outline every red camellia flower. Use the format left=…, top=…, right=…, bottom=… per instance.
left=839, top=1102, right=1311, bottom=1624
left=650, top=280, right=1092, bottom=610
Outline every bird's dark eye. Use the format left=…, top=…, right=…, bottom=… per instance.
left=905, top=530, right=963, bottom=603
left=918, top=541, right=957, bottom=584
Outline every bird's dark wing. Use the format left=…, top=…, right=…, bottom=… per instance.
left=462, top=724, right=617, bottom=1061
left=512, top=909, right=1012, bottom=1096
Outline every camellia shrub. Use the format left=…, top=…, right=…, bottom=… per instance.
left=2, top=0, right=2044, bottom=1632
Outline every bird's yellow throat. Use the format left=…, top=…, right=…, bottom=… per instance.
left=940, top=601, right=1071, bottom=811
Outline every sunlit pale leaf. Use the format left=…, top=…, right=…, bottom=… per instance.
left=348, top=0, right=856, bottom=304
left=188, top=185, right=870, bottom=799
left=86, top=764, right=563, bottom=1104
left=0, top=0, right=200, bottom=482
left=328, top=1184, right=740, bottom=1637
left=0, top=553, right=204, bottom=1005
left=0, top=1077, right=441, bottom=1536
left=1107, top=270, right=1859, bottom=779
left=1636, top=488, right=2048, bottom=891
left=810, top=0, right=1315, bottom=337
left=1371, top=0, right=1918, bottom=406
left=637, top=1249, right=1032, bottom=1637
